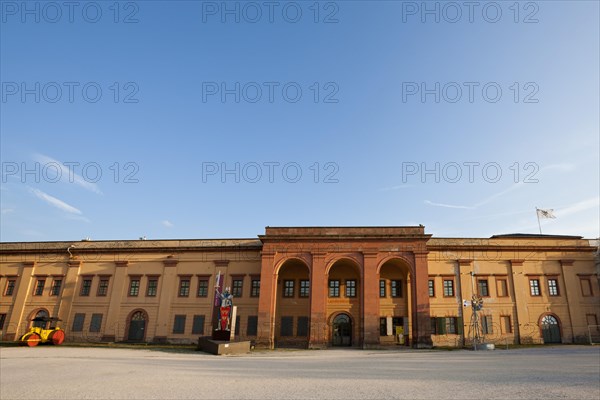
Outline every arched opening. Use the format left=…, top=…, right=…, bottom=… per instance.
left=274, top=258, right=310, bottom=348
left=540, top=314, right=561, bottom=344
left=378, top=258, right=412, bottom=346
left=331, top=313, right=352, bottom=346
left=28, top=309, right=49, bottom=328
left=126, top=309, right=148, bottom=342
left=327, top=258, right=361, bottom=346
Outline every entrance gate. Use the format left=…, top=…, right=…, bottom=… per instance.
left=541, top=315, right=561, bottom=344
left=332, top=314, right=352, bottom=346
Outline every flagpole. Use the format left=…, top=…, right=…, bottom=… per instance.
left=535, top=207, right=542, bottom=234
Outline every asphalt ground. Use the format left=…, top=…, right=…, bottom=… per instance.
left=1, top=345, right=598, bottom=399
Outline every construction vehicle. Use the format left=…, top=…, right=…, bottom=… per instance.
left=18, top=317, right=65, bottom=347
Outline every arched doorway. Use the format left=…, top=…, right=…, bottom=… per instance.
left=378, top=258, right=411, bottom=346
left=327, top=258, right=361, bottom=346
left=127, top=310, right=147, bottom=342
left=540, top=314, right=561, bottom=344
left=30, top=309, right=49, bottom=328
left=274, top=258, right=311, bottom=348
left=332, top=313, right=352, bottom=346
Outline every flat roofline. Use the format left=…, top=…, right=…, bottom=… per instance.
left=265, top=225, right=424, bottom=229
left=0, top=238, right=259, bottom=245
left=489, top=233, right=584, bottom=239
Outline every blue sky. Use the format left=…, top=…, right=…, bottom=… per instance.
left=1, top=0, right=598, bottom=242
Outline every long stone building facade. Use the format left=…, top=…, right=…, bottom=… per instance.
left=0, top=226, right=598, bottom=348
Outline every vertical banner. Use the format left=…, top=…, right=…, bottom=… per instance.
left=214, top=271, right=223, bottom=306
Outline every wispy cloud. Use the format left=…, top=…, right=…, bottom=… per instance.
left=556, top=196, right=600, bottom=217
left=424, top=200, right=474, bottom=209
left=162, top=220, right=174, bottom=228
left=425, top=182, right=525, bottom=210
left=29, top=188, right=82, bottom=215
left=1, top=208, right=15, bottom=214
left=33, top=153, right=103, bottom=194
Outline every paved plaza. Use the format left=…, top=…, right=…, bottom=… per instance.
left=1, top=346, right=599, bottom=399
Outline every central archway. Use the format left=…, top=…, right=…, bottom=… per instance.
left=274, top=258, right=310, bottom=348
left=378, top=258, right=412, bottom=346
left=540, top=314, right=561, bottom=344
left=126, top=309, right=148, bottom=342
left=332, top=313, right=352, bottom=346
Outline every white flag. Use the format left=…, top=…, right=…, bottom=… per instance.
left=537, top=208, right=556, bottom=219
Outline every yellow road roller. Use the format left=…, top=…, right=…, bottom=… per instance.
left=19, top=317, right=65, bottom=347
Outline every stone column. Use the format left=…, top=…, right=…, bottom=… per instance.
left=154, top=258, right=178, bottom=341
left=102, top=260, right=128, bottom=341
left=7, top=261, right=36, bottom=340
left=412, top=251, right=432, bottom=348
left=309, top=252, right=327, bottom=349
left=257, top=251, right=276, bottom=348
left=508, top=260, right=525, bottom=344
left=362, top=252, right=379, bottom=348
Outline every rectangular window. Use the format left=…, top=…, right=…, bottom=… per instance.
left=80, top=278, right=92, bottom=296
left=89, top=314, right=103, bottom=332
left=428, top=279, right=435, bottom=297
left=173, top=315, right=186, bottom=334
left=192, top=315, right=205, bottom=335
left=299, top=280, right=310, bottom=297
left=501, top=316, right=512, bottom=334
left=380, top=317, right=387, bottom=336
left=548, top=278, right=559, bottom=296
left=50, top=279, right=62, bottom=296
left=247, top=316, right=258, bottom=336
left=496, top=279, right=508, bottom=297
left=5, top=279, right=16, bottom=296
left=232, top=278, right=243, bottom=297
left=580, top=278, right=593, bottom=297
left=329, top=280, right=340, bottom=297
left=72, top=313, right=85, bottom=332
left=129, top=278, right=140, bottom=296
left=97, top=278, right=109, bottom=296
left=178, top=278, right=190, bottom=297
left=146, top=278, right=158, bottom=297
left=431, top=317, right=463, bottom=335
left=430, top=317, right=438, bottom=335
left=0, top=313, right=6, bottom=330
left=345, top=280, right=357, bottom=298
left=446, top=317, right=457, bottom=334
left=34, top=279, right=45, bottom=296
left=482, top=315, right=493, bottom=334
left=529, top=279, right=541, bottom=296
left=443, top=279, right=454, bottom=297
left=586, top=314, right=598, bottom=327
left=477, top=279, right=489, bottom=297
left=197, top=279, right=209, bottom=297
left=280, top=316, right=293, bottom=337
left=251, top=279, right=261, bottom=297
left=297, top=316, right=309, bottom=336
left=391, top=280, right=402, bottom=298
left=379, top=280, right=386, bottom=297
left=283, top=280, right=295, bottom=297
